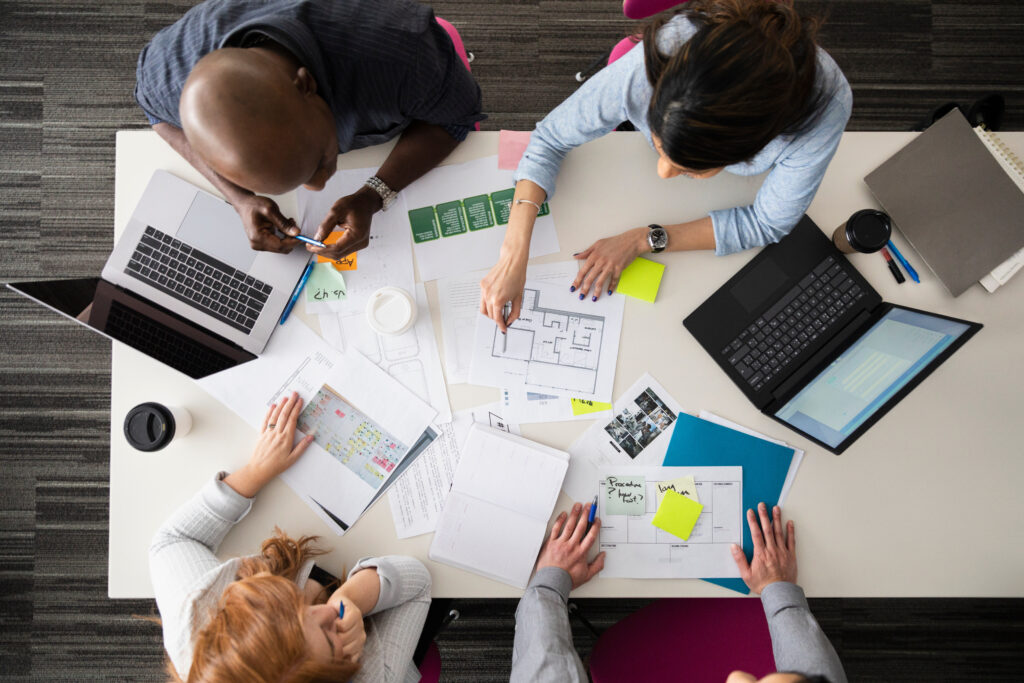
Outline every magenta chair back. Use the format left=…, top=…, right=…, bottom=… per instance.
left=589, top=598, right=776, bottom=683
left=623, top=0, right=689, bottom=20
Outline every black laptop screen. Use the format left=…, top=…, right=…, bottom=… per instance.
left=773, top=307, right=972, bottom=448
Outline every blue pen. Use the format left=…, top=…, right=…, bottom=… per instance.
left=585, top=495, right=598, bottom=536
left=886, top=240, right=920, bottom=283
left=279, top=260, right=315, bottom=325
left=293, top=234, right=327, bottom=249
left=338, top=602, right=345, bottom=621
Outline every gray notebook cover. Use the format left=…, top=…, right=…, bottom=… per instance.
left=864, top=109, right=1024, bottom=296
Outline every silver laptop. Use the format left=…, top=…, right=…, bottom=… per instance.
left=8, top=170, right=310, bottom=379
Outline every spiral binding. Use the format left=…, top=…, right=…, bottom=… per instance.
left=975, top=126, right=1024, bottom=185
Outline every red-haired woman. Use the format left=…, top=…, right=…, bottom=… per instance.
left=150, top=392, right=431, bottom=682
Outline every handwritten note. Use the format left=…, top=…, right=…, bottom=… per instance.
left=498, top=130, right=532, bottom=170
left=570, top=398, right=613, bottom=416
left=305, top=262, right=347, bottom=303
left=316, top=232, right=358, bottom=271
left=616, top=257, right=665, bottom=303
left=651, top=490, right=703, bottom=541
left=655, top=476, right=698, bottom=507
left=605, top=475, right=646, bottom=516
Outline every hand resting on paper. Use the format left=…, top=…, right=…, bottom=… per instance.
left=223, top=391, right=314, bottom=498
left=731, top=502, right=798, bottom=594
left=536, top=501, right=606, bottom=589
left=571, top=227, right=648, bottom=301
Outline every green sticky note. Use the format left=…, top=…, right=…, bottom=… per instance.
left=305, top=262, right=347, bottom=303
left=616, top=257, right=665, bottom=303
left=436, top=200, right=468, bottom=237
left=463, top=194, right=495, bottom=231
left=537, top=201, right=550, bottom=216
left=570, top=398, right=612, bottom=416
left=490, top=188, right=515, bottom=225
left=654, top=476, right=698, bottom=507
left=651, top=489, right=704, bottom=541
left=408, top=206, right=440, bottom=243
left=604, top=475, right=647, bottom=516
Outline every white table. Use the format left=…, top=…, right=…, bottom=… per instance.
left=109, top=130, right=1024, bottom=599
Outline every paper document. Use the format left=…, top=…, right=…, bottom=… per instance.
left=564, top=374, right=685, bottom=503
left=469, top=279, right=624, bottom=402
left=429, top=424, right=569, bottom=588
left=319, top=283, right=452, bottom=424
left=387, top=404, right=520, bottom=539
left=500, top=386, right=613, bottom=424
left=297, top=168, right=416, bottom=313
left=437, top=261, right=579, bottom=384
left=198, top=318, right=437, bottom=535
left=598, top=466, right=743, bottom=579
left=402, top=156, right=560, bottom=281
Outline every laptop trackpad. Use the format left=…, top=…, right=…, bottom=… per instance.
left=175, top=192, right=257, bottom=273
left=730, top=258, right=787, bottom=313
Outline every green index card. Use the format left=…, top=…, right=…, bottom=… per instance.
left=490, top=188, right=515, bottom=225
left=463, top=194, right=495, bottom=231
left=538, top=201, right=550, bottom=216
left=604, top=474, right=647, bottom=516
left=436, top=200, right=468, bottom=237
left=408, top=206, right=440, bottom=243
left=305, top=262, right=347, bottom=303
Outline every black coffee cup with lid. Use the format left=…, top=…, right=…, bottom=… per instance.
left=124, top=402, right=190, bottom=451
left=832, top=209, right=892, bottom=254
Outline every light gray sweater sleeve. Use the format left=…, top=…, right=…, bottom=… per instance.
left=761, top=582, right=847, bottom=683
left=510, top=567, right=587, bottom=683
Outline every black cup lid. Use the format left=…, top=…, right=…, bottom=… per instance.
left=124, top=402, right=175, bottom=451
left=846, top=209, right=892, bottom=253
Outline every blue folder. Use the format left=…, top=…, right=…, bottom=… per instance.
left=663, top=413, right=795, bottom=594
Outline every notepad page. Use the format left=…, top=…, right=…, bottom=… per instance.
left=974, top=127, right=1024, bottom=195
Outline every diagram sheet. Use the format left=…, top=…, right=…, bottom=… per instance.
left=402, top=156, right=560, bottom=281
left=297, top=168, right=416, bottom=313
left=597, top=466, right=743, bottom=579
left=563, top=374, right=685, bottom=503
left=500, top=386, right=612, bottom=424
left=437, top=261, right=578, bottom=384
left=198, top=318, right=437, bottom=535
left=468, top=279, right=624, bottom=402
left=387, top=404, right=520, bottom=539
left=319, top=283, right=452, bottom=424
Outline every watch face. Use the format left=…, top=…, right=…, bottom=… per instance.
left=650, top=227, right=668, bottom=250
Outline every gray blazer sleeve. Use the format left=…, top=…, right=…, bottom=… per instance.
left=761, top=582, right=848, bottom=683
left=510, top=567, right=587, bottom=683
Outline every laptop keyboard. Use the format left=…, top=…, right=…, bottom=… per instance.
left=722, top=256, right=865, bottom=393
left=124, top=226, right=272, bottom=334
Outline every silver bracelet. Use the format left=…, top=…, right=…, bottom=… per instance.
left=514, top=198, right=543, bottom=212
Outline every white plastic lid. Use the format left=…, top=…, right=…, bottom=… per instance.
left=365, top=287, right=417, bottom=336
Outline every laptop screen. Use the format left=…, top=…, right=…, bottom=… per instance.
left=773, top=307, right=973, bottom=448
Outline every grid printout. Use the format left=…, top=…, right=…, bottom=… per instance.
left=297, top=384, right=408, bottom=489
left=598, top=466, right=743, bottom=579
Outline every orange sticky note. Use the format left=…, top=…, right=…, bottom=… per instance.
left=315, top=231, right=357, bottom=270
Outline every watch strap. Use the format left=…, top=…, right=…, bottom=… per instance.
left=364, top=175, right=397, bottom=211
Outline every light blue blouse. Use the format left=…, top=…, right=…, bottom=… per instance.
left=513, top=15, right=852, bottom=255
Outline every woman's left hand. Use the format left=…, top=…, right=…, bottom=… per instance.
left=225, top=392, right=314, bottom=498
left=572, top=227, right=648, bottom=300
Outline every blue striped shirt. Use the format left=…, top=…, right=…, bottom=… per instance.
left=135, top=0, right=484, bottom=150
left=514, top=15, right=852, bottom=255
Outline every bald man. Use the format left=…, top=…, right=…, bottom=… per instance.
left=135, top=0, right=483, bottom=258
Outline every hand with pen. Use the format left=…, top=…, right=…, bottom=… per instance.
left=536, top=501, right=606, bottom=589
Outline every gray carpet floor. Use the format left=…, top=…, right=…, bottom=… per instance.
left=2, top=1, right=1023, bottom=680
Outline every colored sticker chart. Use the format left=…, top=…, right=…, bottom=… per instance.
left=297, top=383, right=409, bottom=489
left=408, top=188, right=550, bottom=244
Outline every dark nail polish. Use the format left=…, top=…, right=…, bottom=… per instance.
left=607, top=289, right=613, bottom=296
left=578, top=293, right=585, bottom=300
left=570, top=286, right=576, bottom=292
left=591, top=296, right=597, bottom=302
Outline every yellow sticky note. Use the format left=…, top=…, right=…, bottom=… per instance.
left=651, top=490, right=704, bottom=541
left=654, top=476, right=698, bottom=507
left=316, top=232, right=358, bottom=270
left=616, top=257, right=665, bottom=303
left=570, top=398, right=613, bottom=416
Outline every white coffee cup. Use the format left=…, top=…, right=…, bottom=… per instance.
left=365, top=287, right=417, bottom=336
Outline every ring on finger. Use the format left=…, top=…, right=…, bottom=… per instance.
left=268, top=423, right=277, bottom=429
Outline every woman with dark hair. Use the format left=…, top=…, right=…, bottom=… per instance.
left=150, top=392, right=431, bottom=682
left=481, top=0, right=851, bottom=327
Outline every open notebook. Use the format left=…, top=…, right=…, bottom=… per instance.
left=429, top=423, right=569, bottom=588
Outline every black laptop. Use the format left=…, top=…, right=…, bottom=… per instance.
left=683, top=215, right=981, bottom=454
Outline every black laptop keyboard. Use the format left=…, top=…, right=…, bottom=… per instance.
left=124, top=226, right=272, bottom=334
left=722, top=255, right=865, bottom=393
left=105, top=299, right=239, bottom=378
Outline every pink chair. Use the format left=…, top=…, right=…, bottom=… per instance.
left=436, top=17, right=480, bottom=131
left=623, top=0, right=689, bottom=20
left=417, top=642, right=442, bottom=683
left=576, top=1, right=689, bottom=82
left=588, top=598, right=776, bottom=682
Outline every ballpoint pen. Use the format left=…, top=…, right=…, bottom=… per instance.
left=501, top=301, right=512, bottom=352
left=585, top=495, right=598, bottom=536
left=881, top=247, right=905, bottom=284
left=279, top=260, right=315, bottom=325
left=886, top=240, right=920, bottom=283
left=339, top=601, right=345, bottom=621
left=277, top=227, right=327, bottom=249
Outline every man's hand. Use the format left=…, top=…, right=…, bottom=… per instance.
left=233, top=194, right=300, bottom=254
left=731, top=502, right=797, bottom=594
left=536, top=501, right=606, bottom=589
left=308, top=186, right=382, bottom=260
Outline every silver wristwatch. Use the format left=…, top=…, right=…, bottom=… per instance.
left=364, top=175, right=398, bottom=211
left=647, top=224, right=668, bottom=253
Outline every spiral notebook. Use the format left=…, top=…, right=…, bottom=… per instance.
left=865, top=109, right=1024, bottom=297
